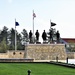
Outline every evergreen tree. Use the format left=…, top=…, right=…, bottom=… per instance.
left=17, top=33, right=23, bottom=50
left=0, top=38, right=8, bottom=53
left=0, top=26, right=9, bottom=44
left=21, top=29, right=28, bottom=45
left=8, top=28, right=15, bottom=50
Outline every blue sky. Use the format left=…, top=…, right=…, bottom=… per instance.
left=0, top=0, right=75, bottom=41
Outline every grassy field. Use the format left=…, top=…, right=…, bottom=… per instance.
left=0, top=63, right=75, bottom=75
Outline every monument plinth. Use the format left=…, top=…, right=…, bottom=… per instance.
left=26, top=44, right=67, bottom=60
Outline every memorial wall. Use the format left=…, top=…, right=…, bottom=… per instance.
left=0, top=44, right=75, bottom=60
left=26, top=44, right=67, bottom=60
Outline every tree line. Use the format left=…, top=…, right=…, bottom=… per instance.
left=0, top=26, right=28, bottom=53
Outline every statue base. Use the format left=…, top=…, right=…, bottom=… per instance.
left=26, top=44, right=67, bottom=60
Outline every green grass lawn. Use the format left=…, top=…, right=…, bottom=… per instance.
left=0, top=63, right=75, bottom=75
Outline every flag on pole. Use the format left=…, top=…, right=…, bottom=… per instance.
left=51, top=22, right=56, bottom=26
left=15, top=19, right=19, bottom=51
left=33, top=10, right=36, bottom=19
left=15, top=21, right=19, bottom=26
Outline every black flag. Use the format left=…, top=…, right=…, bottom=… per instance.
left=15, top=22, right=19, bottom=26
left=51, top=22, right=56, bottom=26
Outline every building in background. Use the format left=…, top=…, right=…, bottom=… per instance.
left=62, top=38, right=75, bottom=52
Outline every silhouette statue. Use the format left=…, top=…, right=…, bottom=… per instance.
left=49, top=29, right=53, bottom=43
left=35, top=30, right=39, bottom=42
left=29, top=30, right=33, bottom=43
left=56, top=30, right=60, bottom=43
left=42, top=30, right=47, bottom=42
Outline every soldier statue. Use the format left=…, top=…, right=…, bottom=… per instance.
left=56, top=30, right=60, bottom=43
left=29, top=30, right=33, bottom=43
left=48, top=29, right=53, bottom=43
left=42, top=30, right=47, bottom=42
left=35, top=30, right=39, bottom=42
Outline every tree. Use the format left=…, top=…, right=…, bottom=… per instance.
left=21, top=29, right=28, bottom=45
left=0, top=26, right=9, bottom=44
left=0, top=38, right=8, bottom=53
left=8, top=28, right=15, bottom=50
left=9, top=28, right=23, bottom=50
left=17, top=33, right=23, bottom=50
left=0, top=26, right=29, bottom=50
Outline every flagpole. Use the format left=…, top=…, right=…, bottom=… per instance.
left=50, top=19, right=51, bottom=30
left=33, top=10, right=34, bottom=36
left=32, top=10, right=35, bottom=43
left=15, top=19, right=17, bottom=51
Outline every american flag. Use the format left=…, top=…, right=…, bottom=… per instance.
left=33, top=11, right=36, bottom=19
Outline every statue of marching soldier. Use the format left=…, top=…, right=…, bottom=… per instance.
left=42, top=30, right=47, bottom=42
left=28, top=21, right=60, bottom=44
left=47, top=21, right=60, bottom=43
left=56, top=30, right=60, bottom=43
left=48, top=28, right=60, bottom=43
left=28, top=30, right=60, bottom=44
left=29, top=30, right=40, bottom=43
left=35, top=30, right=40, bottom=42
left=29, top=30, right=33, bottom=43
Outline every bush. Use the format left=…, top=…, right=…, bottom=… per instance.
left=0, top=38, right=8, bottom=53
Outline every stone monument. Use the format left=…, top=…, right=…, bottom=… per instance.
left=26, top=44, right=67, bottom=60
